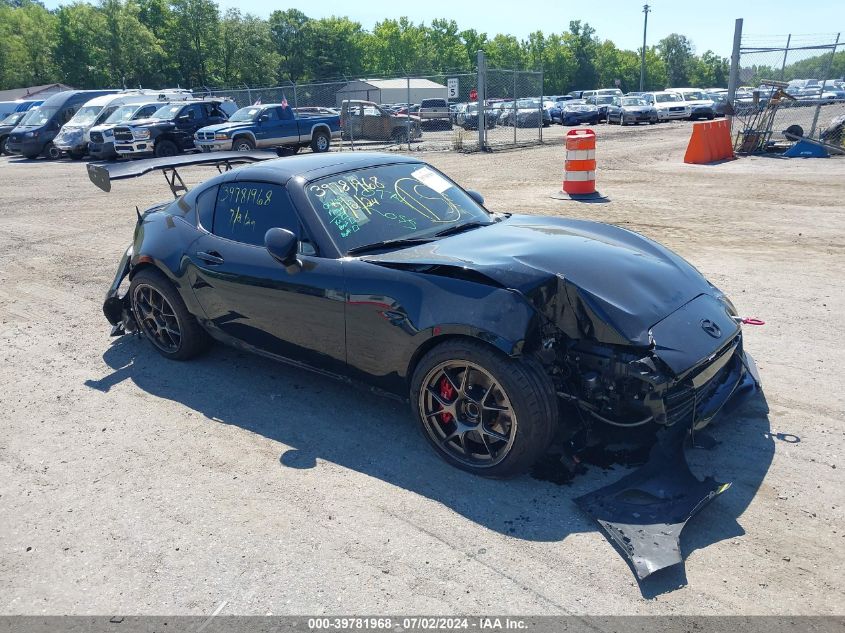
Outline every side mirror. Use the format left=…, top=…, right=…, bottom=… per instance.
left=258, top=114, right=269, bottom=122
left=265, top=227, right=301, bottom=274
left=466, top=189, right=485, bottom=206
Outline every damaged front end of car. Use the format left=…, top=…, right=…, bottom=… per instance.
left=525, top=274, right=762, bottom=579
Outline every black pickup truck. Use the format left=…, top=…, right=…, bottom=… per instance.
left=113, top=99, right=237, bottom=158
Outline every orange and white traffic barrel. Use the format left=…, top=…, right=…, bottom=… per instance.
left=562, top=129, right=596, bottom=195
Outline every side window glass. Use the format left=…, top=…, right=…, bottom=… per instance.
left=213, top=182, right=298, bottom=247
left=196, top=185, right=218, bottom=231
left=265, top=108, right=278, bottom=121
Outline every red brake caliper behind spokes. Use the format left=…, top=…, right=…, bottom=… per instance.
left=438, top=376, right=455, bottom=425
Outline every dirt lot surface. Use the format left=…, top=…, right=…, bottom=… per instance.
left=1, top=121, right=843, bottom=615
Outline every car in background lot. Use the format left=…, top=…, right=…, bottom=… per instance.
left=113, top=98, right=236, bottom=158
left=54, top=90, right=193, bottom=159
left=0, top=109, right=38, bottom=155
left=340, top=100, right=421, bottom=142
left=195, top=103, right=339, bottom=154
left=457, top=102, right=498, bottom=130
left=554, top=99, right=600, bottom=125
left=88, top=101, right=173, bottom=160
left=499, top=99, right=548, bottom=128
left=670, top=88, right=716, bottom=120
left=6, top=89, right=118, bottom=159
left=418, top=98, right=451, bottom=130
left=606, top=96, right=658, bottom=125
left=0, top=99, right=43, bottom=119
left=707, top=93, right=731, bottom=117
left=644, top=91, right=691, bottom=121
left=587, top=95, right=616, bottom=121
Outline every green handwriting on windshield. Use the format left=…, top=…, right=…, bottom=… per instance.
left=309, top=171, right=464, bottom=239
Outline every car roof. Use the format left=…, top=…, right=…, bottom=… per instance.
left=231, top=152, right=424, bottom=186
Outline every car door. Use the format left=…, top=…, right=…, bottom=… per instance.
left=187, top=180, right=347, bottom=374
left=174, top=104, right=203, bottom=147
left=277, top=106, right=301, bottom=145
left=362, top=106, right=389, bottom=139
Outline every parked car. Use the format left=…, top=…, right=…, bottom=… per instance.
left=606, top=96, right=658, bottom=125
left=6, top=90, right=118, bottom=159
left=294, top=107, right=339, bottom=115
left=587, top=95, right=616, bottom=121
left=54, top=90, right=193, bottom=159
left=554, top=99, right=600, bottom=125
left=0, top=109, right=38, bottom=155
left=113, top=98, right=236, bottom=158
left=458, top=103, right=498, bottom=130
left=582, top=88, right=623, bottom=100
left=499, top=99, right=547, bottom=128
left=418, top=98, right=451, bottom=130
left=707, top=93, right=731, bottom=117
left=88, top=101, right=176, bottom=160
left=670, top=88, right=716, bottom=120
left=340, top=100, right=421, bottom=142
left=450, top=103, right=468, bottom=125
left=92, top=151, right=759, bottom=480
left=195, top=103, right=340, bottom=154
left=644, top=91, right=691, bottom=121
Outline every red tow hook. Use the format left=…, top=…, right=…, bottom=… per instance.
left=741, top=317, right=765, bottom=326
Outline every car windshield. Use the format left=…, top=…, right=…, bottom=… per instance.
left=19, top=106, right=58, bottom=126
left=306, top=163, right=492, bottom=254
left=1, top=111, right=25, bottom=126
left=229, top=107, right=262, bottom=122
left=66, top=105, right=103, bottom=126
left=150, top=104, right=183, bottom=119
left=683, top=91, right=708, bottom=100
left=622, top=98, right=648, bottom=106
left=517, top=99, right=540, bottom=108
left=106, top=105, right=145, bottom=124
left=655, top=93, right=682, bottom=103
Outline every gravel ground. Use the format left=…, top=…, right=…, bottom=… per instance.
left=0, top=122, right=843, bottom=615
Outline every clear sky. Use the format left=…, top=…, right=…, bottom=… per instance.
left=42, top=0, right=842, bottom=58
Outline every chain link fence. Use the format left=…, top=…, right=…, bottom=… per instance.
left=733, top=32, right=843, bottom=150
left=199, top=63, right=546, bottom=153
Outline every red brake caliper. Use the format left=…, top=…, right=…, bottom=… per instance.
left=438, top=377, right=455, bottom=425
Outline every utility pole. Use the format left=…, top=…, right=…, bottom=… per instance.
left=639, top=4, right=651, bottom=91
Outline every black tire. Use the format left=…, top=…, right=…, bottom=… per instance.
left=42, top=142, right=61, bottom=160
left=410, top=339, right=557, bottom=478
left=232, top=136, right=255, bottom=152
left=68, top=150, right=85, bottom=160
left=129, top=268, right=211, bottom=361
left=392, top=127, right=410, bottom=144
left=0, top=136, right=8, bottom=156
left=310, top=129, right=331, bottom=153
left=154, top=139, right=178, bottom=158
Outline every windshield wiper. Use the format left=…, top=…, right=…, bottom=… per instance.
left=432, top=221, right=491, bottom=238
left=346, top=237, right=436, bottom=256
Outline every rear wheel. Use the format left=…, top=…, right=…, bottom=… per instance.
left=129, top=268, right=210, bottom=361
left=233, top=136, right=255, bottom=152
left=154, top=139, right=178, bottom=158
left=411, top=340, right=557, bottom=478
left=311, top=129, right=331, bottom=153
left=392, top=127, right=410, bottom=144
left=0, top=136, right=8, bottom=155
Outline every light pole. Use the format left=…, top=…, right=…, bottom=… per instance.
left=639, top=4, right=651, bottom=91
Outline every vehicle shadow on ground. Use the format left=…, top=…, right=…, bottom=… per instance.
left=86, top=336, right=775, bottom=597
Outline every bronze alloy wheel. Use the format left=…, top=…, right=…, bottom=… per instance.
left=132, top=283, right=182, bottom=354
left=419, top=360, right=517, bottom=468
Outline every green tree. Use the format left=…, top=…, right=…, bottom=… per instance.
left=55, top=2, right=108, bottom=87
left=167, top=0, right=220, bottom=87
left=563, top=21, right=598, bottom=89
left=268, top=8, right=311, bottom=82
left=658, top=33, right=693, bottom=87
left=308, top=16, right=365, bottom=80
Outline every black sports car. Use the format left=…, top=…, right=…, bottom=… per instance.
left=92, top=152, right=759, bottom=481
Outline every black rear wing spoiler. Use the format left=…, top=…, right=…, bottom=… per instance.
left=87, top=151, right=279, bottom=198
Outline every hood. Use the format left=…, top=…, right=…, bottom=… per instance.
left=362, top=215, right=713, bottom=347
left=197, top=121, right=249, bottom=135
left=124, top=118, right=175, bottom=129
left=54, top=126, right=86, bottom=147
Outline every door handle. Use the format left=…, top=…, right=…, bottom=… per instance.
left=196, top=250, right=224, bottom=265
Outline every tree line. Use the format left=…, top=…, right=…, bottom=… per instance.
left=2, top=0, right=739, bottom=94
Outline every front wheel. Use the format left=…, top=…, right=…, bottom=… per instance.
left=392, top=127, right=410, bottom=144
left=411, top=340, right=557, bottom=478
left=233, top=136, right=255, bottom=152
left=42, top=142, right=61, bottom=160
left=311, top=130, right=331, bottom=153
left=129, top=268, right=210, bottom=361
left=0, top=136, right=8, bottom=155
